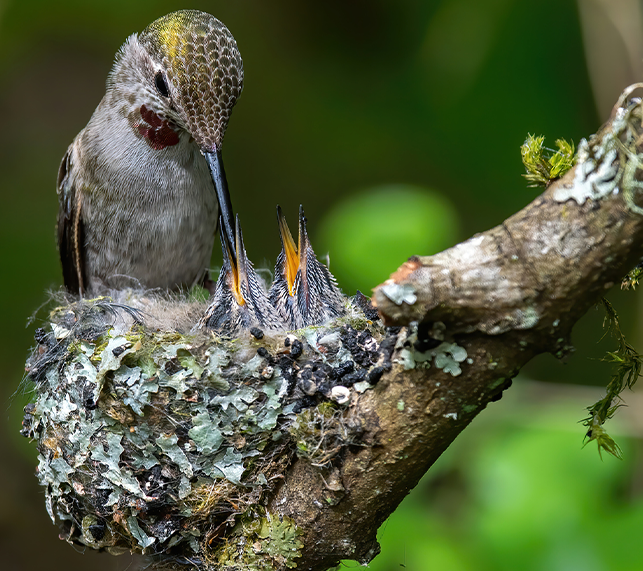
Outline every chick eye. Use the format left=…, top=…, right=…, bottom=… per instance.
left=154, top=72, right=170, bottom=98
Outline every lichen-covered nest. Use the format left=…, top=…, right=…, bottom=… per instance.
left=22, top=291, right=388, bottom=569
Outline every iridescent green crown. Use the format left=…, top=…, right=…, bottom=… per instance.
left=139, top=10, right=244, bottom=150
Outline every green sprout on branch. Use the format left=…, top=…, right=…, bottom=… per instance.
left=521, top=134, right=576, bottom=187
left=621, top=262, right=643, bottom=290
left=582, top=298, right=643, bottom=459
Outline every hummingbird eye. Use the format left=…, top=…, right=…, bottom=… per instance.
left=154, top=72, right=170, bottom=98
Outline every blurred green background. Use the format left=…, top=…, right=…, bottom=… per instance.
left=2, top=1, right=643, bottom=569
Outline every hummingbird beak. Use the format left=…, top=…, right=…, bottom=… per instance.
left=203, top=149, right=236, bottom=259
left=223, top=215, right=245, bottom=307
left=277, top=205, right=300, bottom=296
left=296, top=205, right=313, bottom=305
left=277, top=205, right=320, bottom=304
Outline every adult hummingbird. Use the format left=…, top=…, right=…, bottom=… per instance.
left=57, top=10, right=243, bottom=294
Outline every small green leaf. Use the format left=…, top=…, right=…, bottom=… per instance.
left=583, top=424, right=622, bottom=460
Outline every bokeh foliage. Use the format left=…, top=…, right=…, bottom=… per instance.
left=366, top=383, right=643, bottom=571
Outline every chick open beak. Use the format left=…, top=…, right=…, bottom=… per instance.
left=200, top=214, right=284, bottom=333
left=270, top=205, right=345, bottom=329
left=223, top=215, right=245, bottom=307
left=277, top=205, right=300, bottom=296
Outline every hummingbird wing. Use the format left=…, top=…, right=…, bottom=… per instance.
left=56, top=146, right=86, bottom=294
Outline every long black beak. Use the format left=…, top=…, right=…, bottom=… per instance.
left=204, top=149, right=236, bottom=259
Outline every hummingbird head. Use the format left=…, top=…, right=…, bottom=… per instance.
left=135, top=10, right=244, bottom=152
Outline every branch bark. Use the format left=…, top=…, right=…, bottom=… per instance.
left=267, top=88, right=643, bottom=569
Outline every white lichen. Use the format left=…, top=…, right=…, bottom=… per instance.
left=395, top=348, right=416, bottom=370
left=353, top=380, right=373, bottom=393
left=554, top=86, right=643, bottom=215
left=415, top=341, right=468, bottom=376
left=330, top=386, right=350, bottom=405
left=379, top=283, right=417, bottom=306
left=392, top=325, right=468, bottom=376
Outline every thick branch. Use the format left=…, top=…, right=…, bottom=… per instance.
left=267, top=93, right=643, bottom=569
left=373, top=104, right=643, bottom=343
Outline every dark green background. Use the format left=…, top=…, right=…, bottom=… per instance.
left=1, top=1, right=641, bottom=570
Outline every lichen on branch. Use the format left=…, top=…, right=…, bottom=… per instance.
left=373, top=85, right=643, bottom=342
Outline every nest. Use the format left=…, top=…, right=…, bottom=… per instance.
left=22, top=290, right=387, bottom=570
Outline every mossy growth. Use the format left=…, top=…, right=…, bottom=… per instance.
left=622, top=262, right=643, bottom=290
left=521, top=134, right=576, bottom=187
left=21, top=292, right=389, bottom=570
left=582, top=298, right=643, bottom=459
left=289, top=401, right=364, bottom=467
left=209, top=510, right=303, bottom=570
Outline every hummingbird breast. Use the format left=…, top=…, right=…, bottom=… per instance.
left=69, top=101, right=218, bottom=291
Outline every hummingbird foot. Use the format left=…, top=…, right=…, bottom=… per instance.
left=269, top=205, right=345, bottom=330
left=199, top=215, right=285, bottom=334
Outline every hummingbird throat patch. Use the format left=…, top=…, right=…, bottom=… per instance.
left=136, top=104, right=180, bottom=150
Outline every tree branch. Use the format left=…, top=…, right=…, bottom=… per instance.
left=271, top=87, right=643, bottom=570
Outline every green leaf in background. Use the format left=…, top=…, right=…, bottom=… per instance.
left=317, top=184, right=460, bottom=294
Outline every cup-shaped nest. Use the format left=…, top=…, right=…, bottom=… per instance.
left=22, top=291, right=385, bottom=570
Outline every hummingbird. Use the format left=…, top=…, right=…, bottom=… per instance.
left=56, top=10, right=243, bottom=294
left=199, top=215, right=285, bottom=334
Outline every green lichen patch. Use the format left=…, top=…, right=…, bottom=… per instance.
left=210, top=511, right=303, bottom=570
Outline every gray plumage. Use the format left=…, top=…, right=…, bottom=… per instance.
left=200, top=216, right=285, bottom=334
left=269, top=206, right=345, bottom=330
left=200, top=207, right=346, bottom=334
